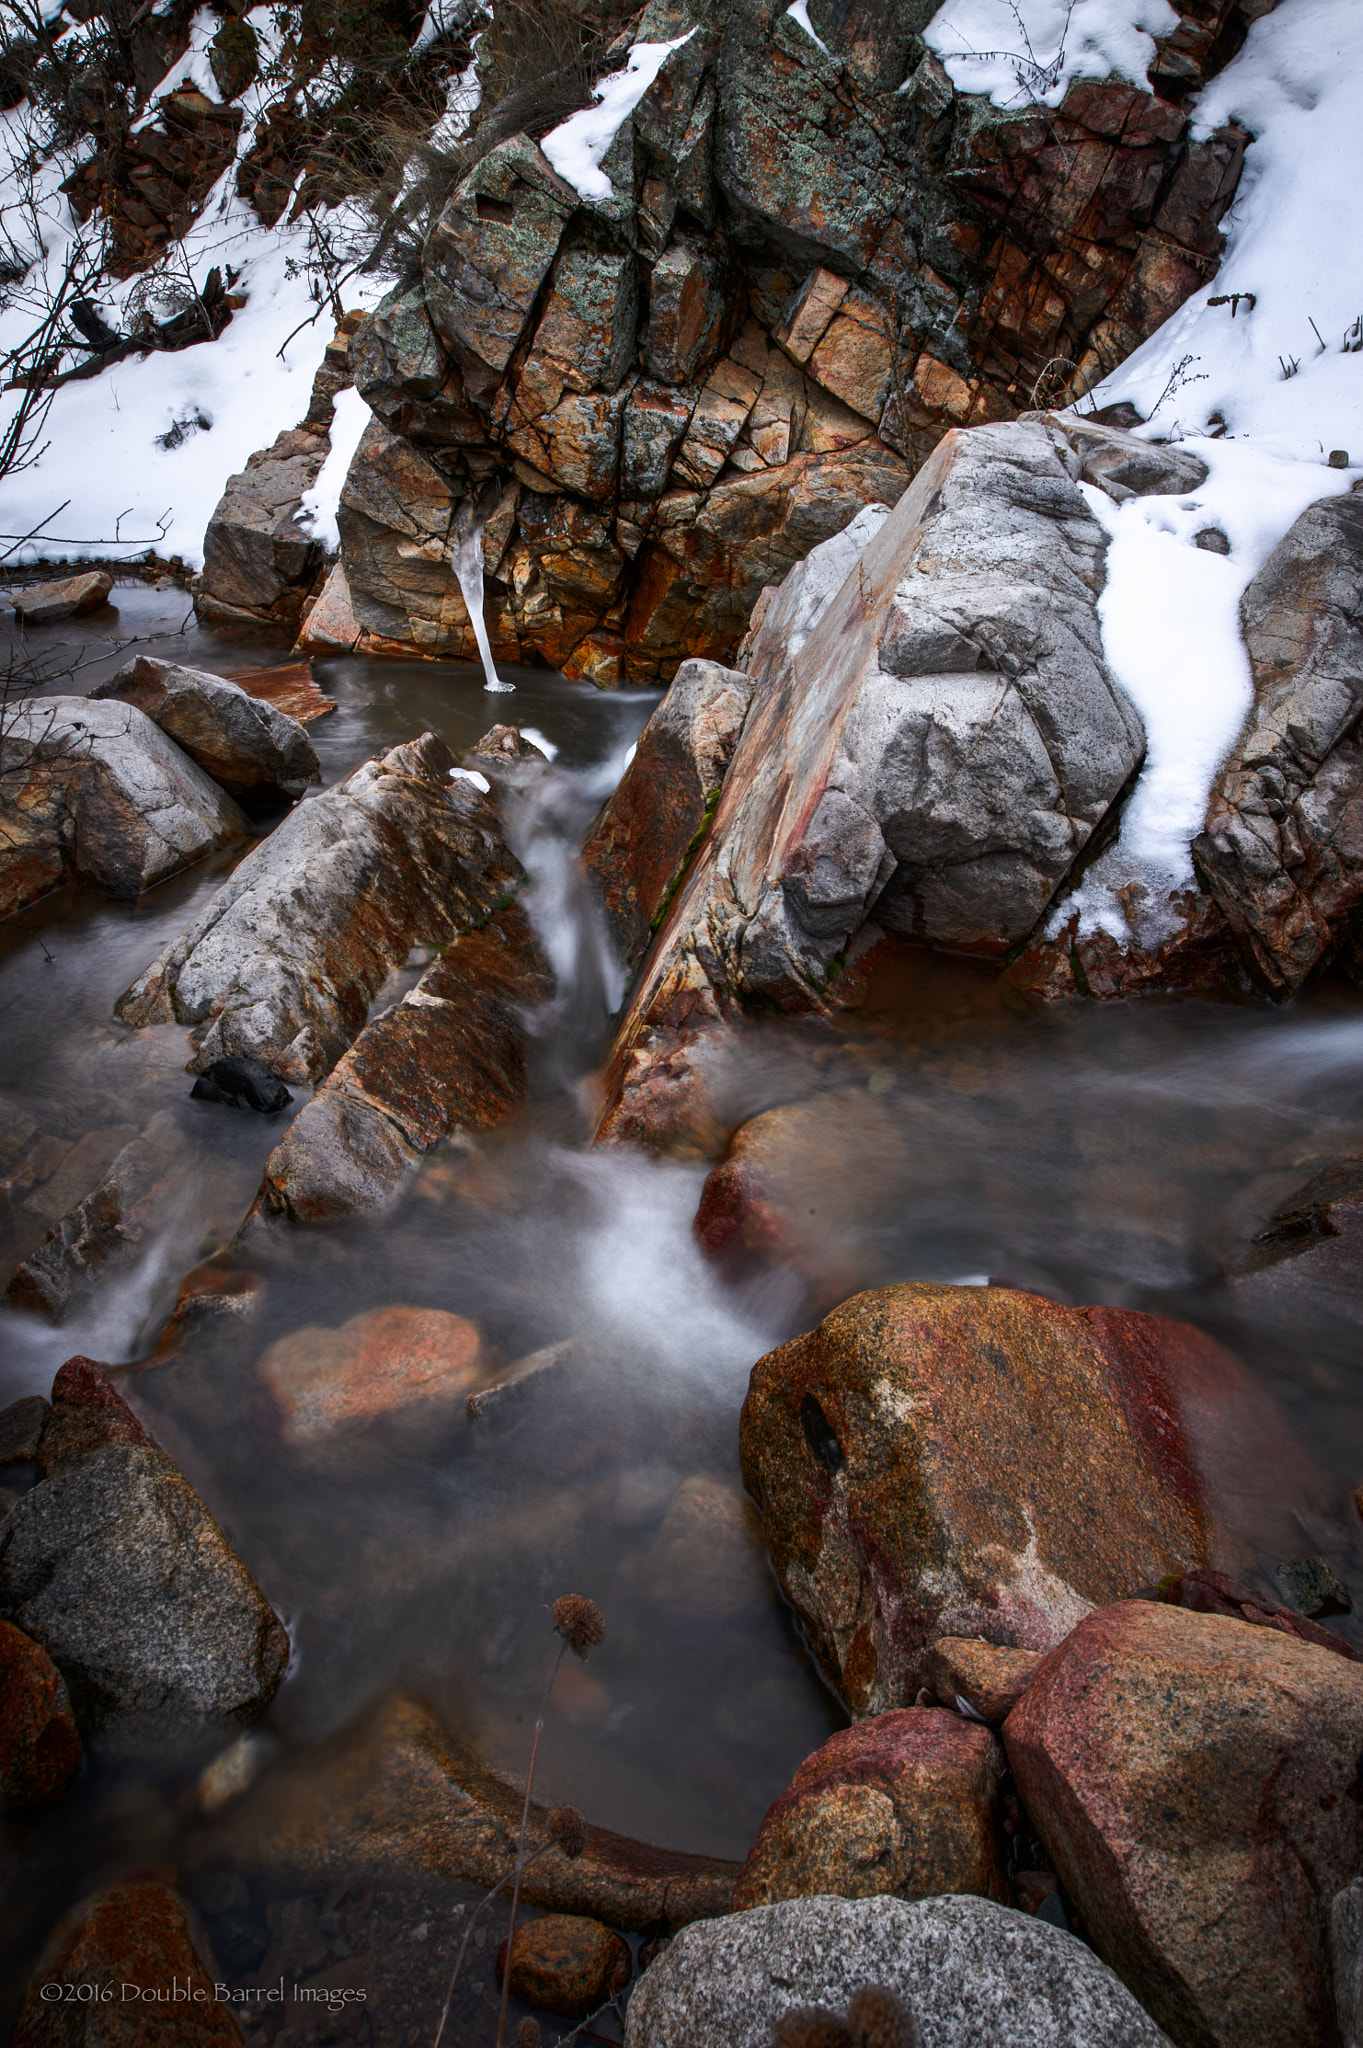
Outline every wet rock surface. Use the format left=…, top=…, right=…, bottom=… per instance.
left=0, top=1359, right=288, bottom=1753
left=7, top=1110, right=185, bottom=1322
left=1223, top=1157, right=1363, bottom=1326
left=1005, top=1599, right=1363, bottom=2048
left=91, top=655, right=320, bottom=804
left=12, top=1878, right=241, bottom=2048
left=256, top=1305, right=488, bottom=1440
left=115, top=732, right=523, bottom=1084
left=624, top=1893, right=1174, bottom=2047
left=731, top=1706, right=1006, bottom=1912
left=0, top=1619, right=83, bottom=1814
left=7, top=571, right=113, bottom=624
left=739, top=1282, right=1291, bottom=1714
left=0, top=696, right=251, bottom=923
left=497, top=1913, right=632, bottom=2021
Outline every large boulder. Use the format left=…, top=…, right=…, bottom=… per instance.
left=739, top=1282, right=1304, bottom=1715
left=0, top=1358, right=288, bottom=1752
left=731, top=1707, right=1006, bottom=1911
left=0, top=696, right=250, bottom=922
left=256, top=898, right=552, bottom=1219
left=91, top=655, right=320, bottom=804
left=1192, top=491, right=1363, bottom=994
left=597, top=419, right=1145, bottom=1140
left=115, top=732, right=523, bottom=1084
left=623, top=1893, right=1174, bottom=2047
left=1005, top=1599, right=1363, bottom=2048
left=13, top=1879, right=242, bottom=2048
left=195, top=425, right=329, bottom=632
left=584, top=657, right=754, bottom=976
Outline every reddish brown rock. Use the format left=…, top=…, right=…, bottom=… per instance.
left=0, top=1620, right=82, bottom=1813
left=1005, top=1600, right=1363, bottom=2048
left=9, top=572, right=113, bottom=625
left=12, top=1878, right=241, bottom=2047
left=35, top=1356, right=154, bottom=1479
left=739, top=1282, right=1305, bottom=1715
left=199, top=1691, right=738, bottom=1931
left=257, top=1306, right=487, bottom=1440
left=732, top=1708, right=1006, bottom=1912
left=1158, top=1565, right=1360, bottom=1663
left=584, top=658, right=753, bottom=976
left=257, top=898, right=552, bottom=1221
left=927, top=1638, right=1046, bottom=1724
left=497, top=1914, right=632, bottom=2021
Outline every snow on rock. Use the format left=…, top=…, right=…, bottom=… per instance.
left=786, top=2, right=831, bottom=58
left=541, top=33, right=695, bottom=202
left=923, top=0, right=1178, bottom=108
left=300, top=386, right=372, bottom=552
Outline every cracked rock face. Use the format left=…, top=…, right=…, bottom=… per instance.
left=737, top=1281, right=1293, bottom=1716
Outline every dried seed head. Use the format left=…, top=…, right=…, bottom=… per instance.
left=846, top=1986, right=920, bottom=2048
left=549, top=1804, right=589, bottom=1859
left=519, top=2022, right=541, bottom=2048
left=553, top=1593, right=606, bottom=1659
left=772, top=2008, right=853, bottom=2048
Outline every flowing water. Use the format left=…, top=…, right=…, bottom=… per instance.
left=4, top=581, right=1363, bottom=2041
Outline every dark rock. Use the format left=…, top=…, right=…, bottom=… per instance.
left=8, top=572, right=113, bottom=624
left=350, top=284, right=485, bottom=446
left=1194, top=526, right=1231, bottom=553
left=12, top=1879, right=241, bottom=2047
left=0, top=1620, right=82, bottom=1813
left=1277, top=1554, right=1352, bottom=1619
left=116, top=732, right=523, bottom=1084
left=0, top=696, right=251, bottom=924
left=497, top=1914, right=632, bottom=2021
left=739, top=1282, right=1309, bottom=1714
left=1005, top=1599, right=1363, bottom=2048
left=257, top=898, right=552, bottom=1220
left=1159, top=1564, right=1358, bottom=1659
left=584, top=658, right=754, bottom=976
left=91, top=655, right=320, bottom=803
left=0, top=1396, right=49, bottom=1465
left=731, top=1708, right=1006, bottom=1912
left=191, top=1055, right=293, bottom=1114
left=7, top=1113, right=184, bottom=1324
left=35, top=1356, right=155, bottom=1481
left=1224, top=1157, right=1363, bottom=1324
left=623, top=1893, right=1173, bottom=2047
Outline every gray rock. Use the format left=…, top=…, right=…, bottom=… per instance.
left=196, top=425, right=329, bottom=631
left=6, top=1110, right=182, bottom=1322
left=0, top=696, right=251, bottom=923
left=0, top=1441, right=289, bottom=1752
left=349, top=285, right=485, bottom=447
left=1058, top=417, right=1209, bottom=503
left=0, top=1397, right=49, bottom=1464
left=623, top=1894, right=1173, bottom=2047
left=115, top=732, right=523, bottom=1083
left=1333, top=1877, right=1363, bottom=2048
left=91, top=655, right=319, bottom=803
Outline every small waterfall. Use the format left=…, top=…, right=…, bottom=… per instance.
left=452, top=521, right=513, bottom=693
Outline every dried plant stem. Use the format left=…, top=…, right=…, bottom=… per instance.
left=495, top=1638, right=568, bottom=2048
left=430, top=1847, right=552, bottom=2048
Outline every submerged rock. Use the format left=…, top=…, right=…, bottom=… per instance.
left=623, top=1893, right=1173, bottom=2048
left=731, top=1707, right=1006, bottom=1912
left=497, top=1914, right=632, bottom=2022
left=8, top=571, right=113, bottom=624
left=0, top=696, right=251, bottom=923
left=197, top=1690, right=737, bottom=1930
left=0, top=1620, right=83, bottom=1814
left=1006, top=1599, right=1363, bottom=2048
left=91, top=654, right=320, bottom=803
left=7, top=1111, right=187, bottom=1323
left=0, top=1358, right=288, bottom=1752
left=1224, top=1157, right=1363, bottom=1325
left=256, top=898, right=552, bottom=1220
left=739, top=1282, right=1300, bottom=1715
left=256, top=1305, right=487, bottom=1440
left=116, top=732, right=522, bottom=1083
left=13, top=1878, right=241, bottom=2048
left=190, top=1055, right=293, bottom=1113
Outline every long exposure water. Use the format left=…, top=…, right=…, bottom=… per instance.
left=4, top=580, right=1363, bottom=2040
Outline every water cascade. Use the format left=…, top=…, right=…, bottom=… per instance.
left=452, top=520, right=513, bottom=693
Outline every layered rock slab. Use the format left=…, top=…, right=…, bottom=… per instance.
left=116, top=733, right=522, bottom=1083
left=624, top=1893, right=1173, bottom=2048
left=731, top=1706, right=1006, bottom=1911
left=91, top=655, right=320, bottom=804
left=1005, top=1600, right=1363, bottom=2048
left=739, top=1282, right=1292, bottom=1715
left=598, top=419, right=1143, bottom=1140
left=256, top=898, right=552, bottom=1220
left=1, top=696, right=250, bottom=922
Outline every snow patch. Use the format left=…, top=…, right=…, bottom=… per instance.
left=450, top=767, right=491, bottom=792
left=923, top=0, right=1177, bottom=108
left=786, top=1, right=831, bottom=57
left=299, top=385, right=371, bottom=552
left=541, top=32, right=695, bottom=201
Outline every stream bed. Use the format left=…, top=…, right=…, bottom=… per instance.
left=4, top=582, right=1363, bottom=2042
